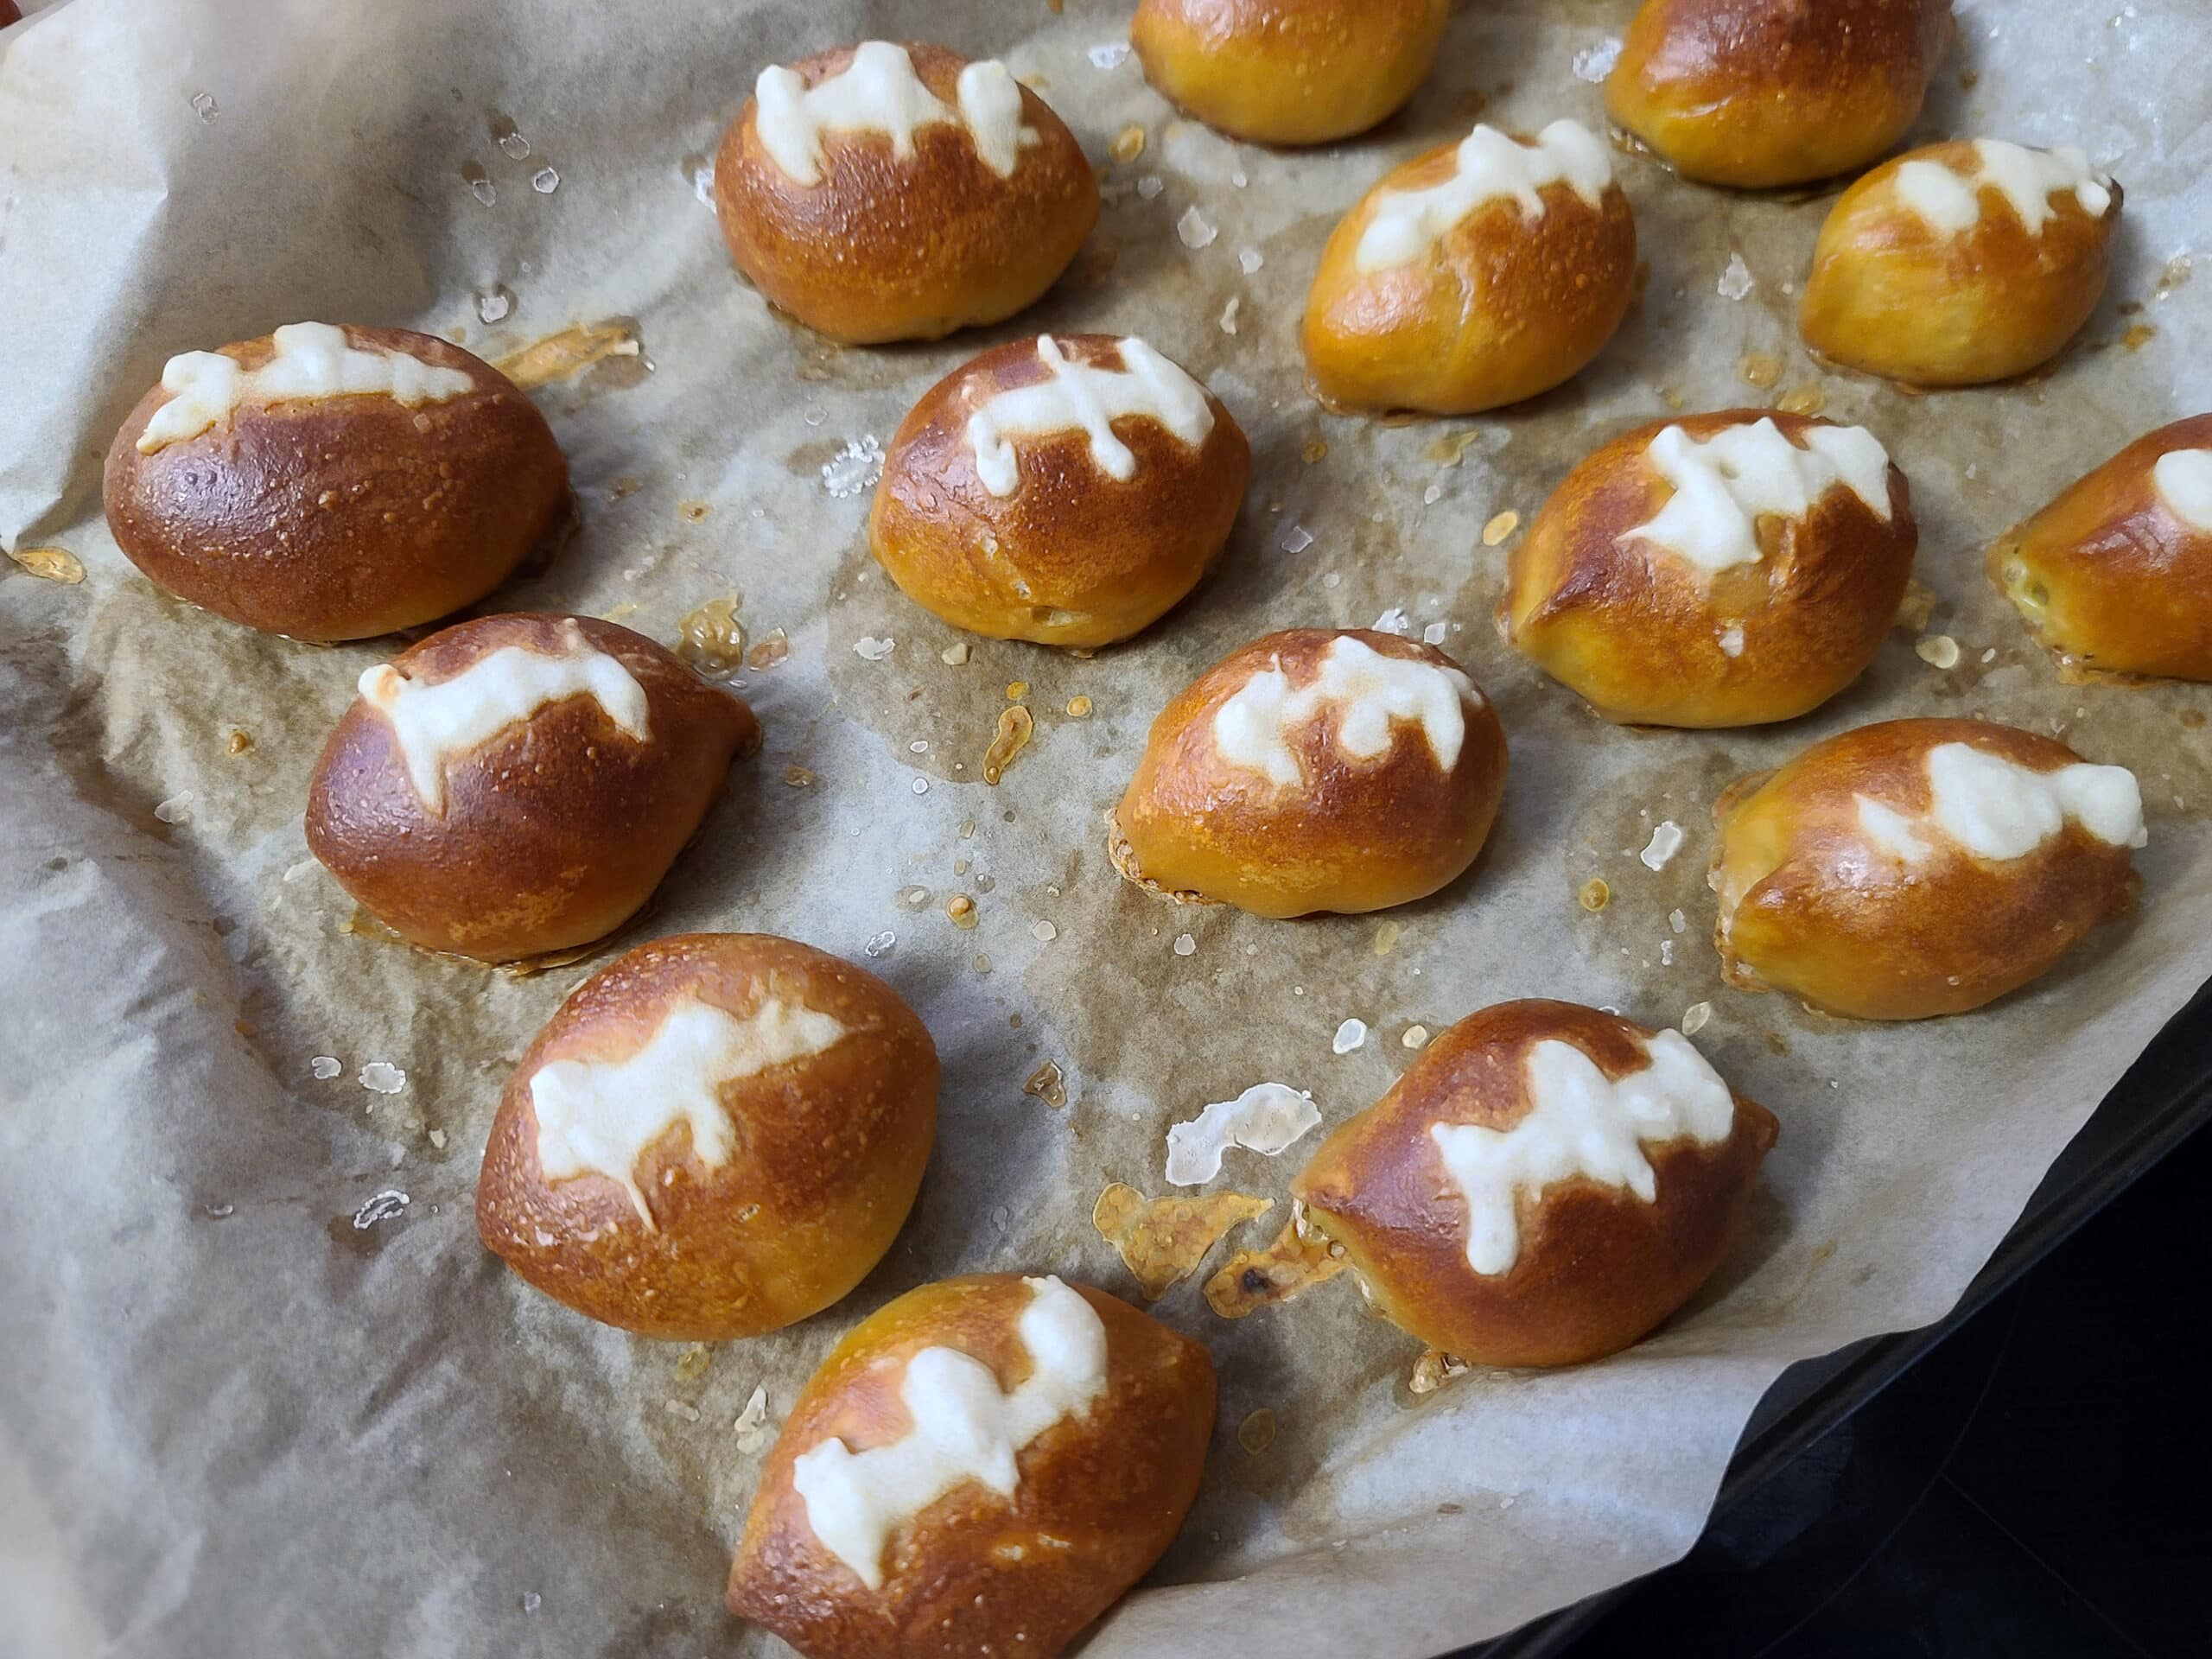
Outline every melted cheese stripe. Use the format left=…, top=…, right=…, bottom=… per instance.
left=138, top=322, right=474, bottom=453
left=754, top=41, right=1036, bottom=187
left=530, top=995, right=849, bottom=1226
left=1213, top=635, right=1478, bottom=790
left=1855, top=741, right=2145, bottom=867
left=1893, top=138, right=2113, bottom=237
left=1620, top=418, right=1893, bottom=575
left=792, top=1276, right=1109, bottom=1590
left=359, top=621, right=649, bottom=814
left=1355, top=119, right=1612, bottom=274
left=965, top=335, right=1213, bottom=498
left=1430, top=1030, right=1736, bottom=1277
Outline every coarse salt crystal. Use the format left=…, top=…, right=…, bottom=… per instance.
left=1640, top=821, right=1685, bottom=871
left=1333, top=1019, right=1368, bottom=1054
left=1173, top=933, right=1197, bottom=957
left=310, top=1055, right=342, bottom=1080
left=1422, top=621, right=1448, bottom=645
left=1219, top=296, right=1241, bottom=334
left=1238, top=248, right=1264, bottom=274
left=359, top=1062, right=407, bottom=1095
left=1681, top=1001, right=1713, bottom=1035
left=1088, top=41, right=1131, bottom=69
left=1032, top=919, right=1058, bottom=943
left=1280, top=524, right=1314, bottom=554
left=1136, top=175, right=1165, bottom=200
left=1573, top=38, right=1623, bottom=81
left=1372, top=606, right=1411, bottom=635
left=1177, top=206, right=1218, bottom=249
left=854, top=636, right=896, bottom=660
left=1717, top=253, right=1754, bottom=300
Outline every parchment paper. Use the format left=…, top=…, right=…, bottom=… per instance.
left=3, top=1, right=2209, bottom=1655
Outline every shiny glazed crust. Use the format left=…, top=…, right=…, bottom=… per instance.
left=1797, top=139, right=2120, bottom=385
left=1300, top=138, right=1637, bottom=415
left=102, top=325, right=569, bottom=641
left=1112, top=628, right=1509, bottom=918
left=1712, top=718, right=2138, bottom=1020
left=1503, top=409, right=1918, bottom=728
left=1293, top=1001, right=1777, bottom=1368
left=306, top=613, right=761, bottom=963
left=714, top=41, right=1100, bottom=344
left=475, top=934, right=938, bottom=1340
left=1605, top=0, right=1955, bottom=188
left=868, top=334, right=1250, bottom=647
left=727, top=1274, right=1215, bottom=1659
left=1986, top=413, right=2212, bottom=680
left=1131, top=0, right=1450, bottom=146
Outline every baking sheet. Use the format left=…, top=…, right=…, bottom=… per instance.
left=3, top=1, right=2209, bottom=1655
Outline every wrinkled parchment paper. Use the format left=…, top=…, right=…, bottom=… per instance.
left=3, top=1, right=2209, bottom=1654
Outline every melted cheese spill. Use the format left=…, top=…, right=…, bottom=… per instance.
left=1164, top=1083, right=1321, bottom=1186
left=1893, top=139, right=2113, bottom=237
left=1620, top=418, right=1893, bottom=576
left=2152, top=448, right=2212, bottom=534
left=137, top=321, right=474, bottom=454
left=1354, top=119, right=1612, bottom=274
left=754, top=41, right=1036, bottom=187
left=792, top=1275, right=1108, bottom=1590
left=1854, top=741, right=2145, bottom=866
left=1430, top=1030, right=1736, bottom=1277
left=965, top=335, right=1213, bottom=498
left=530, top=994, right=849, bottom=1226
left=359, top=620, right=649, bottom=814
left=1213, top=635, right=1478, bottom=790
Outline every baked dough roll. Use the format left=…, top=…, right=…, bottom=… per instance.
left=868, top=333, right=1249, bottom=648
left=1301, top=119, right=1637, bottom=415
left=1988, top=414, right=2212, bottom=681
left=1713, top=718, right=2145, bottom=1020
left=715, top=41, right=1099, bottom=344
left=728, top=1273, right=1214, bottom=1659
left=1293, top=1001, right=1777, bottom=1369
left=1112, top=627, right=1507, bottom=918
left=103, top=322, right=568, bottom=640
left=1503, top=409, right=1916, bottom=728
left=1131, top=0, right=1449, bottom=146
left=476, top=934, right=937, bottom=1340
left=1605, top=0, right=1955, bottom=188
left=307, top=613, right=760, bottom=963
left=1798, top=138, right=2120, bottom=386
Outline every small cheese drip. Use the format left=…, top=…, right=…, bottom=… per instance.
left=137, top=321, right=474, bottom=453
left=530, top=995, right=849, bottom=1226
left=1213, top=635, right=1478, bottom=790
left=965, top=335, right=1213, bottom=498
left=1620, top=418, right=1894, bottom=576
left=1164, top=1083, right=1321, bottom=1186
left=1429, top=1030, right=1736, bottom=1277
left=359, top=620, right=650, bottom=814
left=753, top=41, right=1036, bottom=187
left=2152, top=448, right=2212, bottom=534
left=1354, top=119, right=1612, bottom=274
left=792, top=1275, right=1109, bottom=1591
left=1893, top=139, right=2113, bottom=237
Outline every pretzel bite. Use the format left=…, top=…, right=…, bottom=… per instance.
left=1713, top=718, right=2144, bottom=1020
left=103, top=322, right=568, bottom=640
left=714, top=41, right=1098, bottom=344
left=1798, top=137, right=2120, bottom=385
left=1605, top=0, right=1955, bottom=188
left=1293, top=1001, right=1777, bottom=1369
left=1111, top=628, right=1507, bottom=918
left=475, top=934, right=937, bottom=1340
left=868, top=333, right=1249, bottom=647
left=306, top=613, right=760, bottom=963
left=1301, top=119, right=1637, bottom=415
left=1503, top=409, right=1916, bottom=728
left=1131, top=0, right=1449, bottom=146
left=1988, top=414, right=2212, bottom=681
left=728, top=1273, right=1213, bottom=1659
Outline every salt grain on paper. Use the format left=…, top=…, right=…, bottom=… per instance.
left=854, top=635, right=897, bottom=661
left=1640, top=821, right=1685, bottom=871
left=1572, top=38, right=1623, bottom=81
left=1219, top=296, right=1241, bottom=335
left=190, top=91, right=220, bottom=122
left=1237, top=248, right=1264, bottom=274
left=821, top=435, right=884, bottom=498
left=1681, top=1001, right=1713, bottom=1036
left=1136, top=175, right=1164, bottom=200
left=1177, top=206, right=1218, bottom=250
left=1372, top=606, right=1411, bottom=636
left=1088, top=41, right=1132, bottom=70
left=1717, top=252, right=1755, bottom=301
left=1660, top=939, right=1676, bottom=966
left=1173, top=933, right=1197, bottom=957
left=351, top=1189, right=410, bottom=1230
left=733, top=1385, right=772, bottom=1453
left=862, top=930, right=896, bottom=959
left=1669, top=908, right=1688, bottom=935
left=1332, top=1018, right=1368, bottom=1055
left=531, top=166, right=560, bottom=194
left=1280, top=524, right=1314, bottom=555
left=1916, top=634, right=1962, bottom=669
left=1422, top=621, right=1449, bottom=646
left=154, top=791, right=194, bottom=824
left=1164, top=1083, right=1322, bottom=1185
left=309, top=1055, right=341, bottom=1080
left=1031, top=920, right=1058, bottom=944
left=1401, top=1025, right=1430, bottom=1050
left=359, top=1062, right=407, bottom=1095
